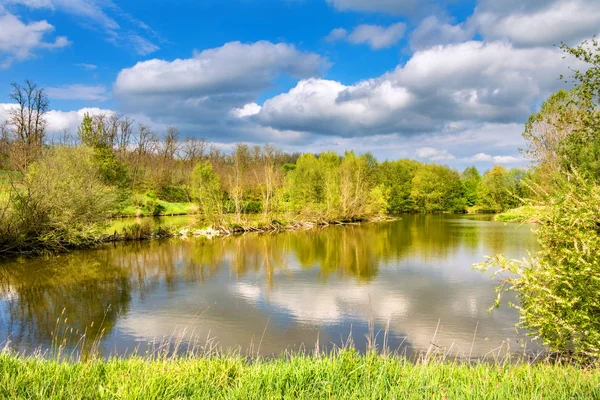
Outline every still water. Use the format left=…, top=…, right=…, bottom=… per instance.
left=0, top=214, right=538, bottom=358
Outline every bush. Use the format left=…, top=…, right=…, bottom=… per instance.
left=0, top=146, right=117, bottom=254
left=158, top=185, right=189, bottom=203
left=476, top=171, right=600, bottom=358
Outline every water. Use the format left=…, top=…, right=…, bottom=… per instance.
left=0, top=214, right=538, bottom=358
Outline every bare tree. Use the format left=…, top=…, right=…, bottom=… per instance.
left=6, top=80, right=49, bottom=169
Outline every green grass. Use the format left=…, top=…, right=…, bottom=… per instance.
left=1, top=351, right=599, bottom=399
left=496, top=205, right=546, bottom=223
left=116, top=193, right=198, bottom=217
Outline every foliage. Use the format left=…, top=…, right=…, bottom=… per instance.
left=191, top=161, right=223, bottom=224
left=462, top=166, right=481, bottom=207
left=477, top=172, right=600, bottom=358
left=0, top=146, right=117, bottom=254
left=410, top=164, right=464, bottom=212
left=548, top=38, right=600, bottom=182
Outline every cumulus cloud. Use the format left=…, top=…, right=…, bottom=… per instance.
left=0, top=9, right=70, bottom=68
left=247, top=40, right=568, bottom=139
left=327, top=23, right=406, bottom=49
left=45, top=107, right=114, bottom=133
left=464, top=153, right=521, bottom=164
left=416, top=147, right=455, bottom=161
left=115, top=41, right=327, bottom=97
left=47, top=84, right=109, bottom=101
left=470, top=0, right=600, bottom=47
left=409, top=16, right=472, bottom=50
left=113, top=41, right=329, bottom=140
left=231, top=103, right=261, bottom=118
left=252, top=78, right=414, bottom=136
left=0, top=103, right=114, bottom=137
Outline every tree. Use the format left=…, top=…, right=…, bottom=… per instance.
left=191, top=161, right=223, bottom=224
left=378, top=160, right=419, bottom=212
left=477, top=172, right=600, bottom=358
left=5, top=80, right=49, bottom=170
left=0, top=146, right=117, bottom=254
left=477, top=165, right=512, bottom=213
left=555, top=38, right=600, bottom=181
left=411, top=164, right=464, bottom=212
left=461, top=166, right=481, bottom=207
left=77, top=113, right=130, bottom=189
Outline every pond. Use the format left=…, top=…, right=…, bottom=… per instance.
left=0, top=214, right=538, bottom=359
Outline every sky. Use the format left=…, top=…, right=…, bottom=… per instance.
left=0, top=0, right=597, bottom=170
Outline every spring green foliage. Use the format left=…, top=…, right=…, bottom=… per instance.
left=191, top=161, right=223, bottom=223
left=411, top=164, right=465, bottom=212
left=461, top=166, right=481, bottom=207
left=479, top=39, right=600, bottom=358
left=477, top=173, right=600, bottom=358
left=1, top=351, right=598, bottom=399
left=0, top=146, right=116, bottom=254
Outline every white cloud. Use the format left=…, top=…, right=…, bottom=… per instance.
left=325, top=27, right=348, bottom=42
left=45, top=107, right=114, bottom=133
left=409, top=16, right=472, bottom=50
left=231, top=103, right=261, bottom=118
left=249, top=40, right=568, bottom=139
left=464, top=153, right=520, bottom=164
left=470, top=0, right=600, bottom=47
left=4, top=0, right=159, bottom=55
left=1, top=103, right=114, bottom=136
left=47, top=84, right=109, bottom=101
left=252, top=78, right=414, bottom=136
left=0, top=10, right=70, bottom=68
left=327, top=23, right=406, bottom=49
left=115, top=41, right=327, bottom=97
left=416, top=147, right=455, bottom=161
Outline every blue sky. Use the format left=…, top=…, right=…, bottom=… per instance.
left=0, top=0, right=598, bottom=169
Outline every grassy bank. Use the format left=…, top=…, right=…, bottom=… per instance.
left=495, top=205, right=545, bottom=224
left=1, top=351, right=598, bottom=399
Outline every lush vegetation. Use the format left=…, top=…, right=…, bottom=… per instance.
left=1, top=350, right=598, bottom=399
left=0, top=81, right=528, bottom=255
left=477, top=38, right=600, bottom=360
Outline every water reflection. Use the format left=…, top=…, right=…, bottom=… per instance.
left=0, top=214, right=538, bottom=358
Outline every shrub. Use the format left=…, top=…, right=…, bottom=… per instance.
left=476, top=171, right=600, bottom=358
left=158, top=185, right=189, bottom=202
left=0, top=146, right=117, bottom=254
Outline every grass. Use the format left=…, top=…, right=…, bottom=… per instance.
left=496, top=205, right=546, bottom=223
left=1, top=350, right=599, bottom=399
left=116, top=193, right=199, bottom=218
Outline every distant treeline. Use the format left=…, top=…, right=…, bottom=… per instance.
left=0, top=80, right=527, bottom=254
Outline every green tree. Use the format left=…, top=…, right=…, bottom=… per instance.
left=191, top=161, right=223, bottom=224
left=77, top=113, right=130, bottom=189
left=411, top=164, right=464, bottom=212
left=477, top=172, right=600, bottom=358
left=379, top=160, right=419, bottom=212
left=461, top=166, right=481, bottom=207
left=0, top=146, right=117, bottom=253
left=556, top=38, right=600, bottom=181
left=478, top=165, right=511, bottom=212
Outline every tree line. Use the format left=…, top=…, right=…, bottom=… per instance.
left=1, top=87, right=527, bottom=227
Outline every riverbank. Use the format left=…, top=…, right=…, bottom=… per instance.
left=495, top=205, right=545, bottom=224
left=106, top=214, right=398, bottom=241
left=1, top=351, right=598, bottom=399
left=0, top=214, right=398, bottom=257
